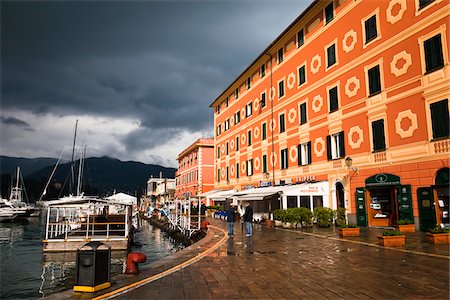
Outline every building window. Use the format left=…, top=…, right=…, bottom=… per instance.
left=226, top=142, right=229, bottom=155
left=325, top=2, right=334, bottom=24
left=262, top=123, right=267, bottom=140
left=329, top=86, right=339, bottom=112
left=247, top=77, right=251, bottom=90
left=261, top=64, right=265, bottom=78
left=234, top=111, right=241, bottom=125
left=235, top=88, right=239, bottom=99
left=281, top=148, right=288, bottom=169
left=299, top=102, right=307, bottom=125
left=298, top=65, right=306, bottom=86
left=372, top=119, right=386, bottom=152
left=246, top=102, right=252, bottom=117
left=236, top=163, right=240, bottom=178
left=297, top=29, right=304, bottom=48
left=327, top=131, right=345, bottom=160
left=260, top=92, right=266, bottom=108
left=217, top=104, right=220, bottom=115
left=217, top=168, right=220, bottom=182
left=278, top=48, right=284, bottom=64
left=419, top=0, right=435, bottom=9
left=248, top=130, right=252, bottom=146
left=424, top=34, right=444, bottom=74
left=217, top=147, right=220, bottom=159
left=226, top=166, right=229, bottom=181
left=224, top=119, right=230, bottom=131
left=236, top=136, right=240, bottom=151
left=368, top=65, right=381, bottom=96
left=278, top=80, right=285, bottom=98
left=365, top=15, right=378, bottom=44
left=298, top=142, right=312, bottom=166
left=262, top=155, right=267, bottom=173
left=216, top=124, right=221, bottom=136
left=326, top=44, right=336, bottom=68
left=279, top=113, right=286, bottom=133
left=247, top=159, right=253, bottom=176
left=430, top=99, right=449, bottom=139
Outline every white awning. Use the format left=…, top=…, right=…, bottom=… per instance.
left=233, top=185, right=295, bottom=201
left=204, top=189, right=235, bottom=202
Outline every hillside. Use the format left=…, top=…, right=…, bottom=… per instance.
left=0, top=155, right=60, bottom=176
left=0, top=156, right=177, bottom=201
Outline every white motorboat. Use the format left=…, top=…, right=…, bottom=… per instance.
left=5, top=167, right=37, bottom=217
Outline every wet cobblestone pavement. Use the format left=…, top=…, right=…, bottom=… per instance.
left=49, top=218, right=449, bottom=300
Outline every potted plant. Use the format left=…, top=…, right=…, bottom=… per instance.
left=426, top=226, right=450, bottom=244
left=394, top=219, right=415, bottom=233
left=338, top=223, right=360, bottom=237
left=313, top=207, right=335, bottom=227
left=334, top=207, right=347, bottom=227
left=299, top=207, right=313, bottom=227
left=273, top=209, right=284, bottom=227
left=282, top=209, right=294, bottom=228
left=378, top=230, right=405, bottom=247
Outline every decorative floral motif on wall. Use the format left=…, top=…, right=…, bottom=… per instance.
left=314, top=137, right=325, bottom=157
left=289, top=145, right=298, bottom=162
left=311, top=55, right=322, bottom=74
left=254, top=126, right=260, bottom=138
left=254, top=157, right=261, bottom=171
left=230, top=139, right=235, bottom=150
left=312, top=95, right=323, bottom=112
left=387, top=0, right=407, bottom=24
left=343, top=30, right=357, bottom=53
left=390, top=51, right=412, bottom=77
left=287, top=72, right=296, bottom=89
left=288, top=108, right=297, bottom=124
left=345, top=76, right=360, bottom=98
left=241, top=133, right=246, bottom=144
left=348, top=126, right=364, bottom=149
left=395, top=109, right=418, bottom=138
left=270, top=153, right=278, bottom=167
left=253, top=98, right=260, bottom=111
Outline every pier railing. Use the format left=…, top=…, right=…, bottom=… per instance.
left=167, top=198, right=201, bottom=237
left=46, top=220, right=128, bottom=240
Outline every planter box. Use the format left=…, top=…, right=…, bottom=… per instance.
left=395, top=224, right=415, bottom=233
left=427, top=233, right=450, bottom=244
left=378, top=235, right=405, bottom=247
left=274, top=220, right=282, bottom=227
left=282, top=222, right=292, bottom=229
left=339, top=227, right=360, bottom=237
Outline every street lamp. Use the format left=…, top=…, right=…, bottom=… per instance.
left=345, top=157, right=359, bottom=180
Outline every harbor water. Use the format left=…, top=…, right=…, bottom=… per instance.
left=0, top=214, right=183, bottom=299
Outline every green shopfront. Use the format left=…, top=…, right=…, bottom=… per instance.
left=356, top=174, right=413, bottom=228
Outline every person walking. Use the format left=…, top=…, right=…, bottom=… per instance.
left=242, top=202, right=253, bottom=236
left=226, top=205, right=237, bottom=237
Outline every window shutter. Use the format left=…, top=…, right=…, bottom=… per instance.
left=307, top=141, right=312, bottom=165
left=297, top=144, right=302, bottom=166
left=430, top=99, right=449, bottom=138
left=326, top=135, right=332, bottom=160
left=339, top=131, right=345, bottom=158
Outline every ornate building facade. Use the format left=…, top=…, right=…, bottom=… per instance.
left=210, top=0, right=449, bottom=230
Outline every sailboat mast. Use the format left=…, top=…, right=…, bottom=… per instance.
left=76, top=145, right=86, bottom=197
left=15, top=166, right=20, bottom=189
left=70, top=120, right=78, bottom=195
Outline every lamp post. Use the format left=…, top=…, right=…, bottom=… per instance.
left=345, top=157, right=359, bottom=180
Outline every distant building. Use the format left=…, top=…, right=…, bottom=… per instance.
left=175, top=138, right=215, bottom=198
left=147, top=176, right=175, bottom=205
left=210, top=0, right=449, bottom=230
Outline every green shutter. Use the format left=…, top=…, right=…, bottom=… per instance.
left=356, top=188, right=367, bottom=226
left=372, top=119, right=386, bottom=151
left=397, top=185, right=413, bottom=222
left=417, top=187, right=436, bottom=232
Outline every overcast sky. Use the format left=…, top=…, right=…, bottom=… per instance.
left=1, top=0, right=310, bottom=168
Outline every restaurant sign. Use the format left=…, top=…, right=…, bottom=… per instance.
left=365, top=173, right=401, bottom=187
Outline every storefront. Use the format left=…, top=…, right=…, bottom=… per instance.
left=418, top=168, right=449, bottom=231
left=356, top=174, right=413, bottom=227
left=282, top=181, right=330, bottom=212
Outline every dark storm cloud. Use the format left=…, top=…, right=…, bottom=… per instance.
left=1, top=0, right=310, bottom=164
left=1, top=116, right=33, bottom=130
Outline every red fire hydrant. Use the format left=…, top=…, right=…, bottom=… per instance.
left=125, top=252, right=147, bottom=275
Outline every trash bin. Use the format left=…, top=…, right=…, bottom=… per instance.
left=73, top=241, right=111, bottom=292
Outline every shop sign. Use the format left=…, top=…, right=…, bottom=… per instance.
left=259, top=181, right=272, bottom=187
left=297, top=175, right=316, bottom=182
left=365, top=173, right=401, bottom=187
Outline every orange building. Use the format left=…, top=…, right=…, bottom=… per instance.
left=210, top=0, right=449, bottom=231
left=175, top=138, right=215, bottom=199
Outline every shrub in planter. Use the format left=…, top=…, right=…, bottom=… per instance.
left=273, top=209, right=285, bottom=227
left=298, top=207, right=313, bottom=227
left=427, top=226, right=450, bottom=244
left=394, top=219, right=415, bottom=233
left=334, top=207, right=347, bottom=227
left=313, top=207, right=335, bottom=227
left=378, top=230, right=405, bottom=247
left=338, top=223, right=360, bottom=237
